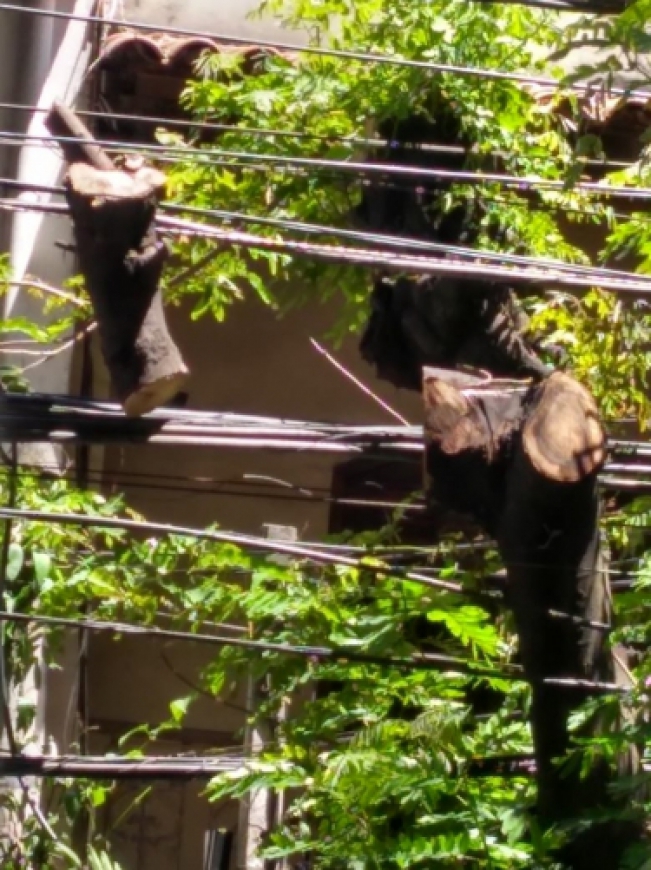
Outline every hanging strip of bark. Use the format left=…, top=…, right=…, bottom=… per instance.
left=45, top=102, right=188, bottom=417
left=423, top=369, right=643, bottom=869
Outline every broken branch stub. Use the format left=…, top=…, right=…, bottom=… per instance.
left=63, top=162, right=188, bottom=416
left=46, top=101, right=188, bottom=416
left=522, top=372, right=605, bottom=482
left=46, top=100, right=115, bottom=172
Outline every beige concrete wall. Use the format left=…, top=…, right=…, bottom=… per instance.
left=103, top=296, right=421, bottom=529
left=123, top=0, right=308, bottom=43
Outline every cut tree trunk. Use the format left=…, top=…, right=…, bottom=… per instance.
left=45, top=102, right=188, bottom=416
left=423, top=369, right=643, bottom=869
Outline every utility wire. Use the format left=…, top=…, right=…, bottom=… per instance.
left=0, top=139, right=637, bottom=228
left=5, top=745, right=651, bottom=781
left=6, top=393, right=648, bottom=463
left=2, top=195, right=648, bottom=295
left=0, top=610, right=623, bottom=691
left=4, top=465, right=428, bottom=515
left=0, top=160, right=637, bottom=234
left=163, top=201, right=644, bottom=283
left=0, top=102, right=488, bottom=156
left=0, top=753, right=247, bottom=780
left=469, top=0, right=624, bottom=9
left=0, top=504, right=633, bottom=614
left=0, top=102, right=633, bottom=171
left=1, top=175, right=641, bottom=285
left=3, top=393, right=651, bottom=484
left=0, top=609, right=511, bottom=678
left=0, top=508, right=462, bottom=593
left=0, top=444, right=18, bottom=756
left=159, top=212, right=651, bottom=298
left=2, top=130, right=650, bottom=201
left=0, top=3, right=643, bottom=96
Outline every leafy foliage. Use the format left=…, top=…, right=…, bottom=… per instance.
left=164, top=1, right=584, bottom=332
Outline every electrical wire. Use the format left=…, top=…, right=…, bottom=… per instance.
left=5, top=392, right=648, bottom=459
left=468, top=0, right=624, bottom=9
left=0, top=461, right=646, bottom=576
left=0, top=159, right=638, bottom=235
left=0, top=609, right=513, bottom=678
left=2, top=130, right=650, bottom=201
left=6, top=745, right=651, bottom=782
left=0, top=2, right=643, bottom=96
left=2, top=392, right=651, bottom=466
left=0, top=139, right=637, bottom=231
left=0, top=507, right=463, bottom=593
left=0, top=500, right=635, bottom=593
left=0, top=102, right=489, bottom=156
left=0, top=102, right=634, bottom=171
left=159, top=212, right=651, bottom=297
left=1, top=174, right=641, bottom=286
left=0, top=444, right=18, bottom=755
left=163, top=201, right=646, bottom=283
left=2, top=194, right=647, bottom=295
left=4, top=394, right=651, bottom=489
left=0, top=610, right=624, bottom=692
left=4, top=462, right=429, bottom=515
left=0, top=753, right=248, bottom=780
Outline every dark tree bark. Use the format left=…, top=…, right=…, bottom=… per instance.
left=423, top=370, right=643, bottom=868
left=360, top=275, right=551, bottom=390
left=45, top=102, right=189, bottom=417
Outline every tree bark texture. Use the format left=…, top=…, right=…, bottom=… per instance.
left=45, top=102, right=188, bottom=417
left=423, top=370, right=642, bottom=868
left=359, top=273, right=552, bottom=391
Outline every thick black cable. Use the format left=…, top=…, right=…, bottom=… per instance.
left=3, top=393, right=647, bottom=461
left=1, top=174, right=639, bottom=284
left=16, top=190, right=647, bottom=296
left=0, top=162, right=637, bottom=235
left=0, top=444, right=18, bottom=756
left=0, top=139, right=636, bottom=228
left=3, top=392, right=651, bottom=465
left=0, top=504, right=628, bottom=622
left=5, top=188, right=651, bottom=294
left=4, top=395, right=651, bottom=488
left=469, top=0, right=624, bottom=9
left=0, top=102, right=474, bottom=156
left=0, top=197, right=621, bottom=293
left=0, top=754, right=246, bottom=780
left=159, top=212, right=651, bottom=298
left=163, top=201, right=643, bottom=283
left=2, top=461, right=427, bottom=515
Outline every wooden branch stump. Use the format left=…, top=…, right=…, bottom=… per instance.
left=45, top=102, right=189, bottom=417
left=423, top=369, right=643, bottom=868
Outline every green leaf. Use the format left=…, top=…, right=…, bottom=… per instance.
left=6, top=543, right=23, bottom=582
left=32, top=551, right=52, bottom=585
left=169, top=696, right=193, bottom=723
